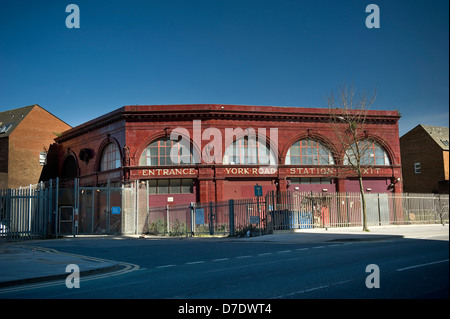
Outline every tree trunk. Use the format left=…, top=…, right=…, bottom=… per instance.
left=359, top=175, right=369, bottom=231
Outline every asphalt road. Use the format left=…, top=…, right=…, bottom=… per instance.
left=1, top=234, right=448, bottom=299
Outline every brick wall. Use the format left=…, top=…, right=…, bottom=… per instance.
left=0, top=138, right=8, bottom=188
left=400, top=126, right=446, bottom=193
left=444, top=151, right=449, bottom=181
left=56, top=119, right=126, bottom=184
left=7, top=106, right=71, bottom=188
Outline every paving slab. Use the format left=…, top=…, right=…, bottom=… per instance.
left=0, top=244, right=119, bottom=288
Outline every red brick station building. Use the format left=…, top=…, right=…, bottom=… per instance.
left=53, top=104, right=402, bottom=207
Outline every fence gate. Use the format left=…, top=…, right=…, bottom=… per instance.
left=77, top=186, right=123, bottom=235
left=365, top=194, right=390, bottom=226
left=58, top=206, right=74, bottom=235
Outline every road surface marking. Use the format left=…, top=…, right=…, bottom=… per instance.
left=185, top=261, right=205, bottom=265
left=236, top=255, right=252, bottom=259
left=0, top=254, right=140, bottom=294
left=271, top=280, right=352, bottom=299
left=206, top=257, right=300, bottom=274
left=396, top=259, right=449, bottom=272
left=277, top=250, right=291, bottom=253
left=212, top=258, right=229, bottom=262
left=156, top=264, right=175, bottom=269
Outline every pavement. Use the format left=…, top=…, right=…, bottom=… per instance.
left=0, top=224, right=448, bottom=289
left=0, top=244, right=120, bottom=288
left=234, top=224, right=450, bottom=244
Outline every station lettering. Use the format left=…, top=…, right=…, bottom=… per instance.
left=289, top=167, right=384, bottom=175
left=289, top=167, right=337, bottom=175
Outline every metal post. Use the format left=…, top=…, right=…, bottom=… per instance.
left=310, top=191, right=314, bottom=228
left=346, top=192, right=350, bottom=226
left=39, top=182, right=44, bottom=237
left=377, top=193, right=381, bottom=226
left=55, top=177, right=59, bottom=237
left=407, top=193, right=410, bottom=223
left=28, top=184, right=32, bottom=235
left=257, top=195, right=262, bottom=236
left=48, top=179, right=53, bottom=237
left=228, top=199, right=235, bottom=236
left=74, top=178, right=79, bottom=237
left=190, top=202, right=195, bottom=236
left=107, top=179, right=111, bottom=234
left=209, top=201, right=214, bottom=235
left=135, top=180, right=138, bottom=235
left=5, top=189, right=10, bottom=240
left=146, top=180, right=149, bottom=235
left=166, top=204, right=170, bottom=235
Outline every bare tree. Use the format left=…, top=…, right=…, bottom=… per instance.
left=326, top=85, right=377, bottom=231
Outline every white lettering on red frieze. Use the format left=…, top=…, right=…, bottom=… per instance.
left=139, top=168, right=197, bottom=176
left=361, top=167, right=381, bottom=175
left=289, top=167, right=383, bottom=175
left=289, top=167, right=337, bottom=175
left=224, top=167, right=277, bottom=175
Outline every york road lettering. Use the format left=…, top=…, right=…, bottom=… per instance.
left=224, top=167, right=277, bottom=175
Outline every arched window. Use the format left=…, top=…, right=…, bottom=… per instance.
left=100, top=143, right=121, bottom=171
left=285, top=138, right=335, bottom=165
left=62, top=155, right=78, bottom=179
left=223, top=137, right=276, bottom=165
left=344, top=139, right=391, bottom=166
left=139, top=137, right=197, bottom=166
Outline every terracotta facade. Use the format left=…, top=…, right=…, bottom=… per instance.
left=54, top=104, right=402, bottom=207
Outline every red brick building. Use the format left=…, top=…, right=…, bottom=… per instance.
left=0, top=105, right=71, bottom=189
left=53, top=104, right=402, bottom=207
left=400, top=124, right=449, bottom=194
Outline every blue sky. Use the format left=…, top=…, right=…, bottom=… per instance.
left=0, top=0, right=448, bottom=136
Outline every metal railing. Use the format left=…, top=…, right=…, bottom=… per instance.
left=1, top=177, right=448, bottom=240
left=264, top=191, right=449, bottom=231
left=0, top=186, right=50, bottom=241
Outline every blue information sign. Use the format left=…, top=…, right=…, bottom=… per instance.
left=195, top=208, right=205, bottom=225
left=254, top=184, right=263, bottom=197
left=111, top=206, right=121, bottom=214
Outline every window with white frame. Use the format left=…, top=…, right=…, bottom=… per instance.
left=100, top=143, right=121, bottom=171
left=223, top=136, right=276, bottom=165
left=344, top=139, right=391, bottom=166
left=285, top=138, right=335, bottom=165
left=139, top=138, right=197, bottom=166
